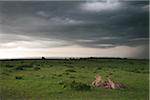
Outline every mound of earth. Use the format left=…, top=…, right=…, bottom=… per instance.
left=92, top=75, right=125, bottom=89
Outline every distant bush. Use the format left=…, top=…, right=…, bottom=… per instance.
left=62, top=80, right=91, bottom=91
left=57, top=80, right=65, bottom=85
left=113, top=70, right=116, bottom=72
left=52, top=74, right=57, bottom=76
left=5, top=64, right=14, bottom=68
left=130, top=68, right=142, bottom=73
left=69, top=76, right=75, bottom=79
left=93, top=71, right=97, bottom=73
left=63, top=72, right=70, bottom=75
left=64, top=65, right=74, bottom=68
left=135, top=70, right=141, bottom=73
left=130, top=68, right=146, bottom=73
left=65, top=69, right=76, bottom=72
left=1, top=72, right=9, bottom=75
left=140, top=68, right=145, bottom=70
left=42, top=57, right=46, bottom=60
left=15, top=64, right=33, bottom=70
left=57, top=74, right=62, bottom=77
left=15, top=66, right=24, bottom=70
left=81, top=66, right=85, bottom=68
left=33, top=67, right=40, bottom=70
left=97, top=67, right=102, bottom=70
left=109, top=72, right=113, bottom=75
left=49, top=65, right=53, bottom=67
left=20, top=64, right=33, bottom=68
left=15, top=76, right=23, bottom=80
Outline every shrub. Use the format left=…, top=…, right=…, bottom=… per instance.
left=42, top=57, right=46, bottom=60
left=69, top=76, right=75, bottom=79
left=15, top=76, right=23, bottom=80
left=49, top=65, right=53, bottom=67
left=140, top=68, right=144, bottom=70
left=57, top=80, right=65, bottom=85
left=57, top=74, right=62, bottom=77
left=34, top=67, right=40, bottom=70
left=97, top=67, right=102, bottom=70
left=52, top=74, right=57, bottom=76
left=64, top=65, right=74, bottom=68
left=15, top=64, right=33, bottom=70
left=20, top=64, right=33, bottom=68
left=135, top=70, right=141, bottom=73
left=5, top=64, right=14, bottom=68
left=81, top=66, right=85, bottom=68
left=93, top=71, right=97, bottom=73
left=130, top=68, right=142, bottom=73
left=68, top=65, right=74, bottom=68
left=1, top=72, right=9, bottom=75
left=15, top=66, right=24, bottom=70
left=63, top=72, right=70, bottom=75
left=68, top=81, right=91, bottom=91
left=65, top=69, right=76, bottom=72
left=109, top=72, right=113, bottom=75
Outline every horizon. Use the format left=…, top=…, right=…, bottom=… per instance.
left=0, top=56, right=148, bottom=60
left=0, top=0, right=149, bottom=59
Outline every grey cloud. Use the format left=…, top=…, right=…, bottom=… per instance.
left=0, top=1, right=149, bottom=50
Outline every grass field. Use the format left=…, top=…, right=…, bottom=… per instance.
left=0, top=58, right=149, bottom=100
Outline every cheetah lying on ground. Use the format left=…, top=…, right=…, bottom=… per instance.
left=92, top=75, right=125, bottom=89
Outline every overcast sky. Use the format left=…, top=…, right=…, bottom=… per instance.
left=0, top=0, right=149, bottom=59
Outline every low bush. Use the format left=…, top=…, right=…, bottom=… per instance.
left=5, top=64, right=14, bottom=68
left=63, top=72, right=70, bottom=75
left=49, top=65, right=53, bottom=67
left=20, top=64, right=33, bottom=68
left=70, top=81, right=91, bottom=91
left=15, top=76, right=23, bottom=80
left=15, top=66, right=24, bottom=70
left=57, top=80, right=65, bottom=85
left=140, top=68, right=145, bottom=70
left=1, top=72, right=9, bottom=75
left=136, top=70, right=141, bottom=73
left=57, top=74, right=62, bottom=77
left=109, top=72, right=113, bottom=75
left=65, top=69, right=76, bottom=72
left=15, top=64, right=33, bottom=70
left=69, top=76, right=75, bottom=79
left=64, top=64, right=74, bottom=68
left=81, top=66, right=85, bottom=68
left=97, top=67, right=102, bottom=70
left=131, top=68, right=143, bottom=73
left=64, top=80, right=91, bottom=91
left=34, top=67, right=40, bottom=70
left=93, top=71, right=97, bottom=73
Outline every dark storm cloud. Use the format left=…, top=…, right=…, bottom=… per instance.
left=0, top=1, right=149, bottom=49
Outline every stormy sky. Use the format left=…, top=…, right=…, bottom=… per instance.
left=0, top=0, right=149, bottom=59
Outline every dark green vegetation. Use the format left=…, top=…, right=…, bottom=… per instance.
left=0, top=58, right=149, bottom=100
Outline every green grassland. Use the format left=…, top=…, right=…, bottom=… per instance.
left=0, top=58, right=149, bottom=100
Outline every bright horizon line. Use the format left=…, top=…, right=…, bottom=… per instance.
left=0, top=55, right=148, bottom=60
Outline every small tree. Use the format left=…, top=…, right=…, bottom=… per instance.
left=42, top=57, right=46, bottom=60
